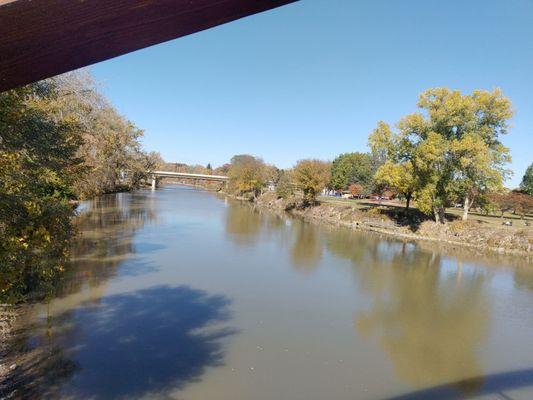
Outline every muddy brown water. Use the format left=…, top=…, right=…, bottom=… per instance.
left=10, top=186, right=533, bottom=399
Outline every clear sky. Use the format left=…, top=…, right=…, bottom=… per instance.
left=91, top=0, right=533, bottom=187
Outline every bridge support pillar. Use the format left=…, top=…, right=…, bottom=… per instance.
left=151, top=176, right=157, bottom=190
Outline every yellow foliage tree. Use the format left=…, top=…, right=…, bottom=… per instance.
left=293, top=159, right=331, bottom=205
left=228, top=154, right=266, bottom=198
left=369, top=88, right=512, bottom=223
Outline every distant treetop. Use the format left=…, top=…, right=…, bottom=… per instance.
left=520, top=163, right=533, bottom=195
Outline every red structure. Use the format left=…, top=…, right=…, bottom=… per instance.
left=0, top=0, right=297, bottom=92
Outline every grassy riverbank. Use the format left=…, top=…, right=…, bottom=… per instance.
left=254, top=192, right=532, bottom=256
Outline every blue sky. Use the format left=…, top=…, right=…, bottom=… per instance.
left=92, top=0, right=533, bottom=187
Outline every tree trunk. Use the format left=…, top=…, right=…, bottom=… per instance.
left=405, top=193, right=411, bottom=211
left=439, top=207, right=446, bottom=224
left=434, top=206, right=445, bottom=224
left=462, top=193, right=471, bottom=221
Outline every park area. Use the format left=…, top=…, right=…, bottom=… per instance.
left=319, top=196, right=532, bottom=230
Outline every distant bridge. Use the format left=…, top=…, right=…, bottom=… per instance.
left=150, top=170, right=229, bottom=189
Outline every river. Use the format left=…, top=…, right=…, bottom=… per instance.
left=10, top=185, right=533, bottom=399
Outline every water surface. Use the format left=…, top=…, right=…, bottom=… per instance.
left=15, top=186, right=533, bottom=399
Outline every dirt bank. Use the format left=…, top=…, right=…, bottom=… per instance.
left=0, top=305, right=20, bottom=399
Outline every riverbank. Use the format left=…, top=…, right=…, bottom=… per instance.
left=0, top=305, right=19, bottom=399
left=253, top=192, right=532, bottom=256
left=0, top=304, right=54, bottom=399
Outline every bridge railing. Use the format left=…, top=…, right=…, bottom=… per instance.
left=152, top=171, right=229, bottom=181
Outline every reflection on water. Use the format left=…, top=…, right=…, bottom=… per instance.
left=514, top=268, right=533, bottom=292
left=291, top=221, right=323, bottom=273
left=57, top=193, right=156, bottom=297
left=324, top=230, right=491, bottom=393
left=355, top=248, right=488, bottom=391
left=225, top=203, right=262, bottom=246
left=7, top=186, right=533, bottom=400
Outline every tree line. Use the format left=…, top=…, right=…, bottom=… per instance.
left=0, top=71, right=163, bottom=303
left=2, top=82, right=531, bottom=302
left=224, top=88, right=532, bottom=222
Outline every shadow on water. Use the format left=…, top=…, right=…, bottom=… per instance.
left=384, top=368, right=533, bottom=400
left=7, top=285, right=236, bottom=400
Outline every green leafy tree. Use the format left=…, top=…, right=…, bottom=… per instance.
left=0, top=80, right=83, bottom=303
left=369, top=121, right=393, bottom=166
left=369, top=88, right=513, bottom=223
left=374, top=161, right=417, bottom=210
left=0, top=70, right=159, bottom=303
left=520, top=163, right=533, bottom=195
left=369, top=121, right=420, bottom=210
left=293, top=159, right=331, bottom=205
left=418, top=88, right=512, bottom=221
left=330, top=152, right=374, bottom=192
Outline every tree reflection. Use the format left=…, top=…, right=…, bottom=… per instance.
left=357, top=251, right=489, bottom=392
left=290, top=221, right=323, bottom=273
left=56, top=192, right=155, bottom=297
left=2, top=192, right=157, bottom=398
left=325, top=230, right=490, bottom=394
left=225, top=202, right=262, bottom=246
left=513, top=268, right=533, bottom=292
left=325, top=227, right=381, bottom=267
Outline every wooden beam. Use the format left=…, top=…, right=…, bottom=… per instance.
left=0, top=0, right=297, bottom=92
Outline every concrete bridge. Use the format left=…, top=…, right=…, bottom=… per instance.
left=150, top=170, right=229, bottom=189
